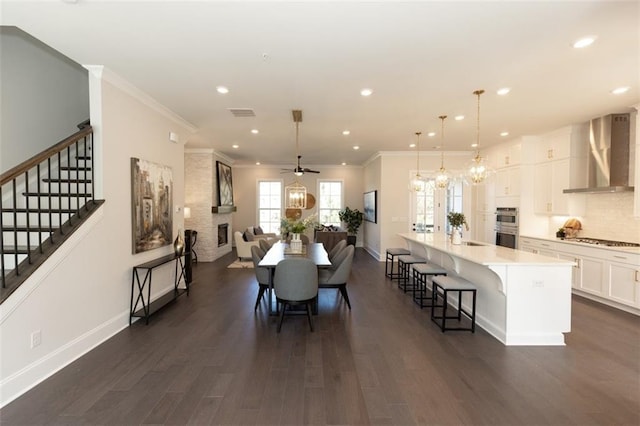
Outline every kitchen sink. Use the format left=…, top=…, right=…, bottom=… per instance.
left=462, top=241, right=486, bottom=246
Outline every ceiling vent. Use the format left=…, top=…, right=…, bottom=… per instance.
left=228, top=108, right=255, bottom=117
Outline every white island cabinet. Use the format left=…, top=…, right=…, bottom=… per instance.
left=399, top=233, right=574, bottom=346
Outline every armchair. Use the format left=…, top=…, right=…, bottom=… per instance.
left=234, top=231, right=260, bottom=260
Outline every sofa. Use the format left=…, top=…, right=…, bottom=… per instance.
left=314, top=229, right=348, bottom=253
left=245, top=226, right=280, bottom=241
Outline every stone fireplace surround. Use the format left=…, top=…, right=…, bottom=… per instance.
left=184, top=150, right=234, bottom=262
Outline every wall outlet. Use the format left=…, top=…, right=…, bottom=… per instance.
left=30, top=330, right=41, bottom=348
left=533, top=280, right=544, bottom=288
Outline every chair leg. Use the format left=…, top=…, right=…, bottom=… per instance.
left=254, top=286, right=267, bottom=311
left=339, top=285, right=351, bottom=309
left=306, top=302, right=314, bottom=332
left=277, top=302, right=287, bottom=333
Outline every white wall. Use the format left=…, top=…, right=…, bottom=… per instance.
left=0, top=27, right=89, bottom=172
left=374, top=151, right=473, bottom=260
left=232, top=164, right=364, bottom=243
left=362, top=156, right=382, bottom=257
left=0, top=68, right=192, bottom=406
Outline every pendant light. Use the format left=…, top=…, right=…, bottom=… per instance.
left=466, top=89, right=493, bottom=185
left=285, top=111, right=307, bottom=208
left=434, top=115, right=451, bottom=190
left=409, top=131, right=425, bottom=192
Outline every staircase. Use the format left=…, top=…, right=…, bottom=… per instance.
left=1, top=124, right=104, bottom=303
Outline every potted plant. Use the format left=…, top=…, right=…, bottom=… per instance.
left=447, top=211, right=468, bottom=245
left=339, top=207, right=364, bottom=246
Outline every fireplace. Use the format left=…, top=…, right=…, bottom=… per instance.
left=218, top=223, right=229, bottom=247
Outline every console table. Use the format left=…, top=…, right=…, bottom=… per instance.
left=130, top=253, right=189, bottom=325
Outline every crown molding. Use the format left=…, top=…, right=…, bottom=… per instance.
left=84, top=65, right=197, bottom=133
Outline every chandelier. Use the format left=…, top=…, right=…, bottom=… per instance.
left=465, top=89, right=493, bottom=185
left=433, top=115, right=451, bottom=190
left=285, top=111, right=307, bottom=208
left=409, top=131, right=426, bottom=192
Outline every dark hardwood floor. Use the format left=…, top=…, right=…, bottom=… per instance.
left=1, top=248, right=639, bottom=425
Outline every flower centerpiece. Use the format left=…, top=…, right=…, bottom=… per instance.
left=280, top=213, right=318, bottom=238
left=447, top=211, right=469, bottom=245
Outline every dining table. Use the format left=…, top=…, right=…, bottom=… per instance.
left=258, top=241, right=331, bottom=315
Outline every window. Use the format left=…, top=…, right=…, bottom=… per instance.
left=257, top=180, right=282, bottom=234
left=445, top=180, right=464, bottom=234
left=318, top=180, right=343, bottom=227
left=411, top=180, right=435, bottom=233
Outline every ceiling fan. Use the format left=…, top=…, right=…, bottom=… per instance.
left=281, top=110, right=320, bottom=176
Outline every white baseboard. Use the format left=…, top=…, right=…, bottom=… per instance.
left=0, top=310, right=129, bottom=407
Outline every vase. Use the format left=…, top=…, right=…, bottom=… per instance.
left=451, top=228, right=462, bottom=245
left=292, top=233, right=300, bottom=241
left=174, top=229, right=185, bottom=256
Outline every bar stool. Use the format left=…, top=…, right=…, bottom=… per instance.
left=412, top=263, right=447, bottom=308
left=385, top=248, right=410, bottom=279
left=431, top=275, right=477, bottom=333
left=396, top=255, right=426, bottom=293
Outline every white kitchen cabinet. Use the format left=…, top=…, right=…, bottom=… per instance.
left=496, top=167, right=520, bottom=197
left=533, top=162, right=552, bottom=213
left=606, top=251, right=640, bottom=308
left=556, top=252, right=580, bottom=289
left=575, top=255, right=606, bottom=297
left=533, top=124, right=587, bottom=215
left=522, top=235, right=640, bottom=313
left=474, top=211, right=495, bottom=244
left=474, top=181, right=495, bottom=213
left=493, top=141, right=522, bottom=168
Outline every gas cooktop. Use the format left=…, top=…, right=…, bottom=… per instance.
left=570, top=237, right=640, bottom=247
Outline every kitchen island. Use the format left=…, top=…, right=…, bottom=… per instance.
left=399, top=233, right=574, bottom=346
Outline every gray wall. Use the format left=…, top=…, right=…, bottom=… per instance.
left=0, top=26, right=89, bottom=172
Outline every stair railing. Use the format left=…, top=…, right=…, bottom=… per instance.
left=0, top=126, right=94, bottom=288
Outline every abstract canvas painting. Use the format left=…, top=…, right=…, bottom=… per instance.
left=131, top=158, right=173, bottom=253
left=216, top=161, right=234, bottom=206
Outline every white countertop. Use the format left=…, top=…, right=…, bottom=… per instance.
left=399, top=233, right=574, bottom=267
left=520, top=235, right=640, bottom=255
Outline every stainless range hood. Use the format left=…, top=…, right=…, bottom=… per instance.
left=563, top=113, right=634, bottom=194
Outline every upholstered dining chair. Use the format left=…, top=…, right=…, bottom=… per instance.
left=251, top=246, right=270, bottom=311
left=318, top=245, right=354, bottom=309
left=328, top=239, right=347, bottom=262
left=273, top=258, right=318, bottom=332
left=259, top=238, right=274, bottom=252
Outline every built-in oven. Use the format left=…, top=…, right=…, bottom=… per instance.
left=495, top=207, right=518, bottom=249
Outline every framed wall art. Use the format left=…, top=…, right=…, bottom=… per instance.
left=364, top=190, right=377, bottom=223
left=131, top=158, right=174, bottom=253
left=216, top=161, right=234, bottom=206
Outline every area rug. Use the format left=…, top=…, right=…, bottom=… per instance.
left=227, top=260, right=254, bottom=269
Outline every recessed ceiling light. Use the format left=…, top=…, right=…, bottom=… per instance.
left=251, top=129, right=259, bottom=134
left=497, top=88, right=511, bottom=96
left=360, top=88, right=373, bottom=97
left=342, top=130, right=350, bottom=135
left=255, top=162, right=261, bottom=165
left=353, top=145, right=360, bottom=150
left=232, top=144, right=239, bottom=149
left=216, top=86, right=229, bottom=94
left=611, top=86, right=630, bottom=95
left=427, top=132, right=436, bottom=137
left=341, top=162, right=347, bottom=166
left=409, top=143, right=416, bottom=148
left=573, top=37, right=595, bottom=49
left=454, top=115, right=465, bottom=121
left=471, top=143, right=478, bottom=148
left=500, top=131, right=509, bottom=137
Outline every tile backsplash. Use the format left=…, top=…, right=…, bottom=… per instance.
left=579, top=192, right=639, bottom=242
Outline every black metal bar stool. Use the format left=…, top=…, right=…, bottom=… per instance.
left=385, top=248, right=411, bottom=279
left=396, top=255, right=426, bottom=293
left=431, top=275, right=477, bottom=333
left=412, top=263, right=447, bottom=308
